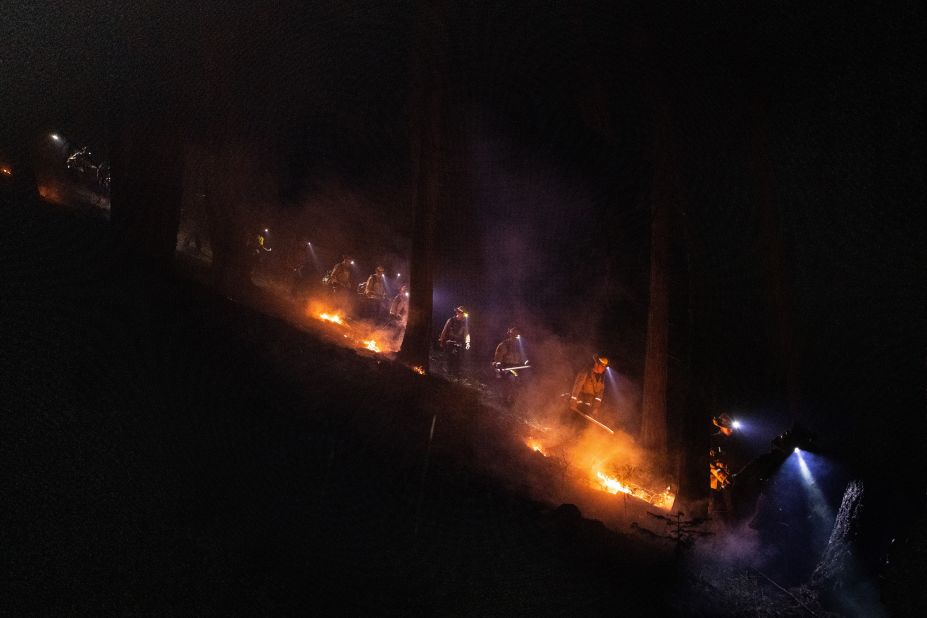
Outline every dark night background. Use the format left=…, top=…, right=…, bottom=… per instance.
left=2, top=0, right=925, bottom=614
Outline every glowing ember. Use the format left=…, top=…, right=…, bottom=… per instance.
left=319, top=312, right=344, bottom=325
left=363, top=339, right=381, bottom=353
left=0, top=166, right=12, bottom=176
left=596, top=471, right=633, bottom=496
left=411, top=365, right=426, bottom=375
left=524, top=438, right=548, bottom=456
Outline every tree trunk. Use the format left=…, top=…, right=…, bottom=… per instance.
left=640, top=103, right=674, bottom=456
left=397, top=2, right=447, bottom=370
left=108, top=3, right=188, bottom=270
left=110, top=114, right=184, bottom=269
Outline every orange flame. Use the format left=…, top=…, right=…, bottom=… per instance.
left=363, top=339, right=381, bottom=353
left=594, top=471, right=676, bottom=510
left=0, top=166, right=12, bottom=176
left=595, top=470, right=634, bottom=496
left=319, top=312, right=344, bottom=325
left=524, top=437, right=548, bottom=456
left=519, top=429, right=677, bottom=510
left=411, top=365, right=426, bottom=375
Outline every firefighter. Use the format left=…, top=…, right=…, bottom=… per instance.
left=438, top=306, right=470, bottom=379
left=569, top=353, right=608, bottom=417
left=712, top=413, right=736, bottom=437
left=388, top=284, right=409, bottom=328
left=290, top=241, right=312, bottom=299
left=363, top=266, right=388, bottom=321
left=709, top=447, right=732, bottom=490
left=327, top=255, right=353, bottom=291
left=326, top=255, right=355, bottom=312
left=249, top=229, right=273, bottom=278
left=492, top=327, right=528, bottom=406
left=709, top=446, right=733, bottom=516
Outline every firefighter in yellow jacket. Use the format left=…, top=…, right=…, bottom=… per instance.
left=570, top=353, right=608, bottom=416
left=363, top=266, right=388, bottom=321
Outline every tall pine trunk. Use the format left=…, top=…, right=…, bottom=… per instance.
left=640, top=102, right=674, bottom=456
left=109, top=3, right=187, bottom=270
left=110, top=117, right=184, bottom=268
left=397, top=2, right=447, bottom=370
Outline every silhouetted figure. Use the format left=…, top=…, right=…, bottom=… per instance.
left=492, top=327, right=527, bottom=406
left=389, top=284, right=409, bottom=328
left=363, top=266, right=388, bottom=322
left=326, top=255, right=354, bottom=313
left=438, top=306, right=470, bottom=379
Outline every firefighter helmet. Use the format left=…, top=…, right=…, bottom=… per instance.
left=713, top=413, right=735, bottom=436
left=593, top=353, right=609, bottom=367
left=506, top=327, right=520, bottom=338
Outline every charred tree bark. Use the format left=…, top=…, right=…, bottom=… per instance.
left=397, top=2, right=448, bottom=370
left=640, top=103, right=674, bottom=456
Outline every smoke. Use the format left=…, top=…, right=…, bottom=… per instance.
left=691, top=520, right=763, bottom=567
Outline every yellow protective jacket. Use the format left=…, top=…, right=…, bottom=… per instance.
left=365, top=274, right=387, bottom=299
left=570, top=370, right=605, bottom=414
left=710, top=461, right=731, bottom=490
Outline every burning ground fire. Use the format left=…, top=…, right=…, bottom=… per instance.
left=523, top=436, right=676, bottom=511
left=319, top=312, right=345, bottom=325
left=307, top=300, right=400, bottom=356
left=525, top=437, right=547, bottom=456
left=362, top=339, right=381, bottom=353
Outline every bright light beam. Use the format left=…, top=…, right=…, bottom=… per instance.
left=382, top=273, right=392, bottom=296
left=305, top=241, right=322, bottom=273
left=794, top=450, right=835, bottom=526
left=604, top=366, right=620, bottom=399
